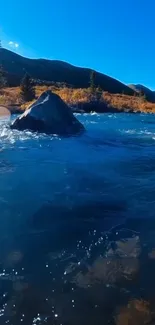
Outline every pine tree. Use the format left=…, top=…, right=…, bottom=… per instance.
left=95, top=86, right=103, bottom=101
left=139, top=90, right=147, bottom=102
left=0, top=41, right=7, bottom=90
left=20, top=73, right=35, bottom=102
left=90, top=70, right=96, bottom=93
left=89, top=70, right=103, bottom=102
left=0, top=65, right=7, bottom=89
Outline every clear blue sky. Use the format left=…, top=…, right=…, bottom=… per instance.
left=0, top=0, right=155, bottom=89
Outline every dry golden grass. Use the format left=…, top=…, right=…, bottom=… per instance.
left=104, top=92, right=155, bottom=113
left=0, top=88, right=21, bottom=106
left=1, top=86, right=155, bottom=113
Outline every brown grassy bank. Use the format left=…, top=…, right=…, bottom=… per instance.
left=1, top=86, right=155, bottom=114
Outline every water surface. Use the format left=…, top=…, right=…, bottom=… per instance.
left=0, top=113, right=155, bottom=324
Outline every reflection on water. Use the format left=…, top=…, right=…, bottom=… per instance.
left=1, top=113, right=155, bottom=324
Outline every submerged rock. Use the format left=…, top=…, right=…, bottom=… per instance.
left=73, top=236, right=141, bottom=288
left=115, top=299, right=152, bottom=325
left=11, top=91, right=85, bottom=135
left=74, top=256, right=139, bottom=288
left=107, top=236, right=141, bottom=258
left=148, top=249, right=155, bottom=259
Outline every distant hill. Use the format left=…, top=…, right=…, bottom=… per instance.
left=129, top=84, right=155, bottom=103
left=0, top=48, right=134, bottom=95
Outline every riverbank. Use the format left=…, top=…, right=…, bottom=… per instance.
left=1, top=86, right=155, bottom=114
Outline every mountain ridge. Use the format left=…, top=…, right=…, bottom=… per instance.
left=0, top=48, right=134, bottom=95
left=129, top=84, right=155, bottom=102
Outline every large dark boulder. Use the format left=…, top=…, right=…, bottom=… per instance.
left=11, top=90, right=85, bottom=135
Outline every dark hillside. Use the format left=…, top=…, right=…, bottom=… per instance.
left=0, top=48, right=134, bottom=95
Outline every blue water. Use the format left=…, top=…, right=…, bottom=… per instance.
left=1, top=113, right=155, bottom=324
